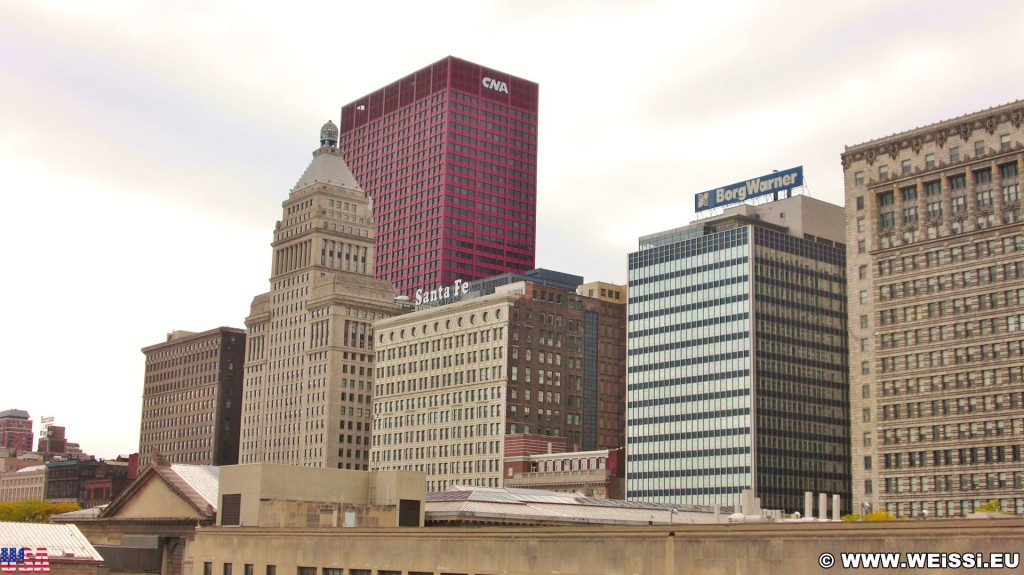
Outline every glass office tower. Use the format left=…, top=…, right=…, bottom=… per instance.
left=626, top=195, right=851, bottom=513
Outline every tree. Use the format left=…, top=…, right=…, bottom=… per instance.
left=0, top=499, right=81, bottom=523
left=975, top=500, right=1008, bottom=514
left=841, top=509, right=899, bottom=522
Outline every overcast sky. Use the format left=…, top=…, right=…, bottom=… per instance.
left=2, top=0, right=1023, bottom=459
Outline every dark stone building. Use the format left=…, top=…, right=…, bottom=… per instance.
left=140, top=327, right=246, bottom=467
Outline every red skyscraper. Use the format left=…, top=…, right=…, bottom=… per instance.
left=339, top=56, right=538, bottom=297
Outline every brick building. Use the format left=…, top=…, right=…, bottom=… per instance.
left=0, top=409, right=32, bottom=452
left=370, top=277, right=626, bottom=492
left=140, top=327, right=246, bottom=466
left=843, top=100, right=1024, bottom=517
left=45, top=457, right=132, bottom=506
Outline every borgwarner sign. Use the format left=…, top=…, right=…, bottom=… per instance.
left=695, top=166, right=804, bottom=213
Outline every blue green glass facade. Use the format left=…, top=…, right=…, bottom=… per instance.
left=627, top=220, right=850, bottom=513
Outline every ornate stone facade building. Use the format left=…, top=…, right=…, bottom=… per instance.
left=238, top=123, right=403, bottom=470
left=843, top=100, right=1024, bottom=517
left=370, top=279, right=626, bottom=492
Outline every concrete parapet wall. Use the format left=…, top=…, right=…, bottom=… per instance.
left=190, top=518, right=1024, bottom=575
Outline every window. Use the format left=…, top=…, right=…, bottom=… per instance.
left=860, top=290, right=868, bottom=304
left=864, top=479, right=873, bottom=495
left=1002, top=184, right=1019, bottom=204
left=1000, top=161, right=1019, bottom=179
left=221, top=494, right=241, bottom=525
left=879, top=165, right=889, bottom=180
left=1003, top=207, right=1021, bottom=224
left=297, top=569, right=316, bottom=575
left=863, top=408, right=871, bottom=422
left=224, top=565, right=233, bottom=575
left=879, top=211, right=895, bottom=228
left=858, top=265, right=868, bottom=279
left=205, top=564, right=212, bottom=575
left=878, top=190, right=894, bottom=205
left=267, top=567, right=276, bottom=575
left=975, top=140, right=985, bottom=156
left=924, top=180, right=941, bottom=196
left=860, top=314, right=869, bottom=328
left=975, top=167, right=992, bottom=184
left=857, top=217, right=865, bottom=232
left=903, top=206, right=918, bottom=224
left=862, top=384, right=871, bottom=398
left=925, top=153, right=935, bottom=169
left=902, top=159, right=912, bottom=175
left=245, top=567, right=253, bottom=575
left=926, top=201, right=942, bottom=219
left=864, top=456, right=873, bottom=470
left=855, top=171, right=865, bottom=186
left=901, top=185, right=918, bottom=201
left=858, top=240, right=866, bottom=254
left=977, top=189, right=993, bottom=208
left=861, top=361, right=871, bottom=375
left=323, top=570, right=343, bottom=575
left=952, top=195, right=967, bottom=214
left=1001, top=134, right=1011, bottom=151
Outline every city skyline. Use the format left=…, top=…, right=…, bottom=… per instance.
left=3, top=1, right=1024, bottom=457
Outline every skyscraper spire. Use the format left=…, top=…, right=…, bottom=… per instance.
left=320, top=120, right=339, bottom=148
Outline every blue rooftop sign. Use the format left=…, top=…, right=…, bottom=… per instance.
left=695, top=166, right=804, bottom=213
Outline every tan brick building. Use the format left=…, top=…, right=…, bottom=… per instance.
left=238, top=122, right=402, bottom=470
left=843, top=100, right=1024, bottom=517
left=140, top=327, right=246, bottom=466
left=370, top=279, right=626, bottom=492
left=577, top=281, right=626, bottom=304
left=0, top=464, right=46, bottom=501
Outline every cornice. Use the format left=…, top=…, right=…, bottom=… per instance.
left=841, top=104, right=1024, bottom=170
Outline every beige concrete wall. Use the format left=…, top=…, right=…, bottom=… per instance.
left=577, top=281, right=626, bottom=303
left=717, top=194, right=846, bottom=243
left=189, top=518, right=1024, bottom=575
left=218, top=464, right=424, bottom=527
